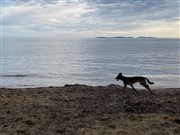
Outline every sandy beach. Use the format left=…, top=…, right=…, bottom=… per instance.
left=0, top=84, right=180, bottom=135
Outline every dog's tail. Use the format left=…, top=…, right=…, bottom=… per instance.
left=146, top=78, right=154, bottom=85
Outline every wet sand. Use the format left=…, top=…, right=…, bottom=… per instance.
left=0, top=84, right=180, bottom=135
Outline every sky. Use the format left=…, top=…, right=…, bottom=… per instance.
left=1, top=0, right=180, bottom=38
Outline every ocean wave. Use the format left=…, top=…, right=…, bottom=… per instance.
left=0, top=74, right=29, bottom=78
left=0, top=73, right=55, bottom=78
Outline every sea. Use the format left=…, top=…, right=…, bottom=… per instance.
left=1, top=37, right=179, bottom=88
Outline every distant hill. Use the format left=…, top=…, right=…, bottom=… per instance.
left=137, top=36, right=157, bottom=39
left=96, top=36, right=134, bottom=38
left=113, top=36, right=133, bottom=38
left=96, top=36, right=157, bottom=39
left=96, top=36, right=107, bottom=38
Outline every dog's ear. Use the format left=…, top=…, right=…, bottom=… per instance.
left=120, top=72, right=122, bottom=75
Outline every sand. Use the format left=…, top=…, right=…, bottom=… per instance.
left=0, top=84, right=180, bottom=135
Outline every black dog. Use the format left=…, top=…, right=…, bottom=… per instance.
left=115, top=73, right=154, bottom=94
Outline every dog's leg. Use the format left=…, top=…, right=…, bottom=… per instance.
left=143, top=84, right=155, bottom=95
left=130, top=85, right=139, bottom=94
left=122, top=84, right=127, bottom=92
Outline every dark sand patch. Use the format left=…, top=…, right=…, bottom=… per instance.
left=0, top=84, right=180, bottom=135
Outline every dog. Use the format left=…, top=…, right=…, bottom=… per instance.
left=115, top=73, right=154, bottom=94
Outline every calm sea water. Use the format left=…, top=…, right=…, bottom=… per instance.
left=1, top=37, right=179, bottom=88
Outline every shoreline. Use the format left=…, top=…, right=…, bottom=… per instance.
left=0, top=84, right=180, bottom=134
left=1, top=83, right=180, bottom=89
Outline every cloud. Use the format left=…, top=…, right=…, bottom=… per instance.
left=2, top=0, right=96, bottom=37
left=3, top=0, right=81, bottom=5
left=2, top=0, right=179, bottom=38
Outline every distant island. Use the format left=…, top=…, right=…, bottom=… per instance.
left=113, top=36, right=133, bottom=38
left=96, top=36, right=157, bottom=39
left=137, top=36, right=157, bottom=39
left=96, top=36, right=107, bottom=38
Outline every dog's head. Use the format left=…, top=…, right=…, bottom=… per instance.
left=115, top=73, right=122, bottom=81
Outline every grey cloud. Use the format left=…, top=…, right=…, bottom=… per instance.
left=4, top=0, right=81, bottom=5
left=3, top=0, right=179, bottom=37
left=90, top=0, right=179, bottom=20
left=4, top=0, right=179, bottom=23
left=79, top=0, right=179, bottom=32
